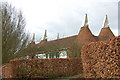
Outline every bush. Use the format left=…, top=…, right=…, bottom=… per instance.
left=10, top=58, right=83, bottom=78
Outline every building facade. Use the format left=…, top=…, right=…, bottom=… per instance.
left=29, top=14, right=115, bottom=58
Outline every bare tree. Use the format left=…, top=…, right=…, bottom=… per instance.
left=2, top=2, right=30, bottom=64
left=0, top=2, right=2, bottom=66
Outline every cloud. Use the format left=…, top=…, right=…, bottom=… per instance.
left=7, top=0, right=118, bottom=41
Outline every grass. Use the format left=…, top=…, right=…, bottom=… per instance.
left=57, top=73, right=83, bottom=79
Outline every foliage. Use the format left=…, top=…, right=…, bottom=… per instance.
left=2, top=2, right=30, bottom=64
left=10, top=58, right=82, bottom=78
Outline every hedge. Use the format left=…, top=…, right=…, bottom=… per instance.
left=10, top=58, right=83, bottom=78
left=81, top=37, right=120, bottom=78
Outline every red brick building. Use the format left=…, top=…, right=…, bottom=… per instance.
left=29, top=14, right=115, bottom=58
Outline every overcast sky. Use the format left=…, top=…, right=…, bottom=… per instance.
left=6, top=0, right=119, bottom=42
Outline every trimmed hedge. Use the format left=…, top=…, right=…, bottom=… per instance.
left=2, top=64, right=13, bottom=78
left=81, top=37, right=120, bottom=78
left=10, top=58, right=83, bottom=78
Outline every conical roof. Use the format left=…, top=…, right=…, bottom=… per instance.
left=77, top=14, right=97, bottom=46
left=77, top=26, right=97, bottom=46
left=99, top=15, right=115, bottom=41
left=99, top=27, right=115, bottom=41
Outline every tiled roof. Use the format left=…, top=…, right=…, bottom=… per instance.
left=41, top=35, right=78, bottom=48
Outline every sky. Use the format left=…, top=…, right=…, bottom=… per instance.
left=5, top=0, right=119, bottom=43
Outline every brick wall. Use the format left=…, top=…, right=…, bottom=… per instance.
left=10, top=58, right=83, bottom=78
left=81, top=37, right=120, bottom=78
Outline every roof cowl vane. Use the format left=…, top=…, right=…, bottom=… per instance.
left=57, top=33, right=59, bottom=39
left=31, top=33, right=35, bottom=43
left=43, top=30, right=47, bottom=40
left=83, top=13, right=88, bottom=27
left=103, top=15, right=109, bottom=28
